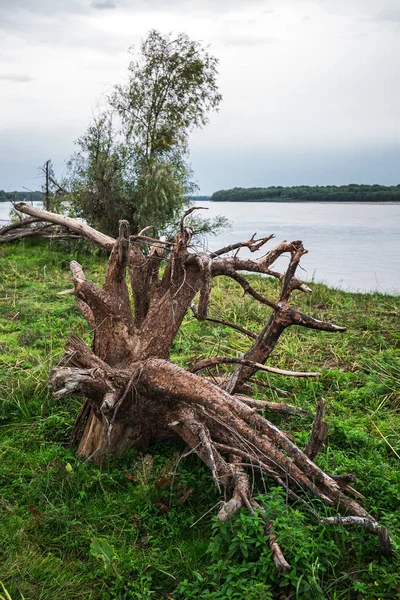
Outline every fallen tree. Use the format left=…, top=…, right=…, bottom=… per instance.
left=0, top=204, right=85, bottom=244
left=0, top=217, right=82, bottom=244
left=14, top=201, right=393, bottom=566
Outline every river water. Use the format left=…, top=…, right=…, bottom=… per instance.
left=194, top=201, right=400, bottom=294
left=1, top=200, right=399, bottom=294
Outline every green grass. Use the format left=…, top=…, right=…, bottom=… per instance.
left=0, top=239, right=399, bottom=599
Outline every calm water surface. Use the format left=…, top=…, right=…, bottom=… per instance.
left=194, top=201, right=400, bottom=294
left=0, top=202, right=42, bottom=222
left=1, top=201, right=399, bottom=293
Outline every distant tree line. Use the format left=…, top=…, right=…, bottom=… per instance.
left=211, top=185, right=400, bottom=203
left=0, top=190, right=43, bottom=203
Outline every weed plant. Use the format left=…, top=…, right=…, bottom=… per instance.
left=0, top=239, right=399, bottom=599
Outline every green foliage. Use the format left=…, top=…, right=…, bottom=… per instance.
left=66, top=30, right=222, bottom=236
left=212, top=184, right=400, bottom=203
left=112, top=30, right=221, bottom=149
left=90, top=538, right=117, bottom=568
left=66, top=113, right=132, bottom=234
left=177, top=489, right=342, bottom=599
left=0, top=239, right=400, bottom=599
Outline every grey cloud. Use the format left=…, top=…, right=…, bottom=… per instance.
left=0, top=73, right=34, bottom=82
left=91, top=0, right=117, bottom=9
left=313, top=0, right=395, bottom=17
left=119, top=0, right=269, bottom=13
left=374, top=9, right=400, bottom=22
left=0, top=0, right=86, bottom=18
left=222, top=35, right=279, bottom=47
left=0, top=2, right=129, bottom=55
left=0, top=0, right=271, bottom=55
left=1, top=3, right=84, bottom=38
left=0, top=0, right=89, bottom=36
left=0, top=0, right=268, bottom=39
left=1, top=0, right=267, bottom=17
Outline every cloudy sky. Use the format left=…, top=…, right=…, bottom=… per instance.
left=1, top=0, right=399, bottom=194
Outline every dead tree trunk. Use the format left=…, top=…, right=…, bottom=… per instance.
left=14, top=202, right=393, bottom=563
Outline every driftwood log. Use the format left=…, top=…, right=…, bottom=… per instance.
left=13, top=202, right=393, bottom=566
left=0, top=207, right=86, bottom=244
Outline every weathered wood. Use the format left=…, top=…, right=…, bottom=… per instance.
left=15, top=202, right=115, bottom=249
left=10, top=203, right=391, bottom=561
left=189, top=356, right=320, bottom=378
left=234, top=395, right=311, bottom=416
left=304, top=399, right=329, bottom=460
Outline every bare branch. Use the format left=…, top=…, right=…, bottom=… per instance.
left=235, top=395, right=311, bottom=417
left=283, top=306, right=346, bottom=333
left=320, top=517, right=393, bottom=557
left=217, top=455, right=251, bottom=521
left=191, top=302, right=258, bottom=339
left=189, top=356, right=320, bottom=378
left=224, top=269, right=279, bottom=310
left=0, top=217, right=42, bottom=234
left=15, top=202, right=115, bottom=250
left=70, top=261, right=116, bottom=315
left=211, top=233, right=274, bottom=257
left=250, top=498, right=291, bottom=572
left=137, top=225, right=154, bottom=236
left=196, top=255, right=212, bottom=319
left=179, top=205, right=208, bottom=231
left=326, top=474, right=364, bottom=500
left=280, top=241, right=306, bottom=301
left=199, top=428, right=221, bottom=492
left=266, top=524, right=291, bottom=573
left=76, top=298, right=96, bottom=330
left=304, top=399, right=329, bottom=460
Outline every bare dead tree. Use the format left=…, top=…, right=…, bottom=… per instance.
left=13, top=201, right=393, bottom=565
left=39, top=159, right=67, bottom=209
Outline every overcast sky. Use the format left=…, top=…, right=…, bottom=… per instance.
left=1, top=0, right=399, bottom=194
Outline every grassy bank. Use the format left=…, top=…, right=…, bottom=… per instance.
left=0, top=239, right=399, bottom=600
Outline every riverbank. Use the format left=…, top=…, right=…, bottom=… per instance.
left=0, top=239, right=399, bottom=599
left=211, top=185, right=400, bottom=203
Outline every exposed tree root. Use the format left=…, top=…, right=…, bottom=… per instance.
left=13, top=202, right=394, bottom=565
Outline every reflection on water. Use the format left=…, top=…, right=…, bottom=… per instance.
left=1, top=201, right=399, bottom=293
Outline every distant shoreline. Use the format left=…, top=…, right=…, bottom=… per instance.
left=208, top=199, right=400, bottom=204
left=209, top=184, right=400, bottom=204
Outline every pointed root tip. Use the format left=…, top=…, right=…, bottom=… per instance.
left=378, top=527, right=394, bottom=557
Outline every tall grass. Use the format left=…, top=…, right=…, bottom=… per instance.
left=0, top=239, right=399, bottom=599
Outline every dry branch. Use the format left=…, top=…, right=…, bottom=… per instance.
left=235, top=395, right=311, bottom=417
left=15, top=202, right=115, bottom=249
left=304, top=399, right=329, bottom=460
left=189, top=356, right=320, bottom=378
left=190, top=302, right=258, bottom=339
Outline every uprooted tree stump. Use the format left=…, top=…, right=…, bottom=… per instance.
left=14, top=202, right=393, bottom=567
